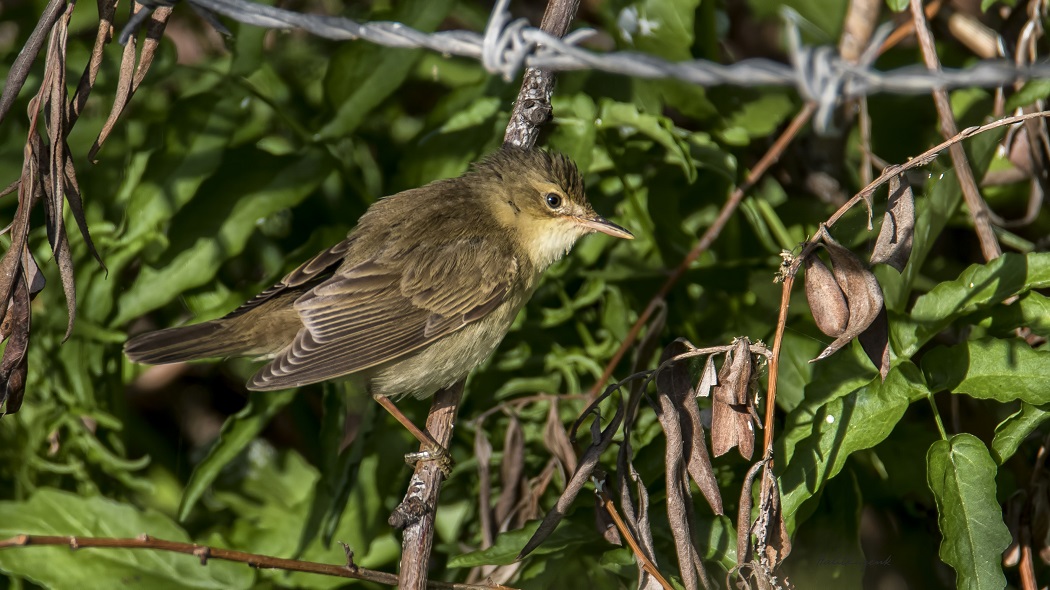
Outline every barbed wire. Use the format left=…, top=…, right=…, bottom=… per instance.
left=129, top=0, right=1049, bottom=131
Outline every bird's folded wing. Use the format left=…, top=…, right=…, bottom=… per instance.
left=247, top=238, right=516, bottom=390
left=223, top=237, right=355, bottom=320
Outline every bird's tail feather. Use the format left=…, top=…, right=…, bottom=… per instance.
left=124, top=321, right=254, bottom=365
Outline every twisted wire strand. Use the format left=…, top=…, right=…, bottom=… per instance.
left=129, top=0, right=1048, bottom=129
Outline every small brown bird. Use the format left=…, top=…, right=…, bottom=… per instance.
left=125, top=147, right=633, bottom=399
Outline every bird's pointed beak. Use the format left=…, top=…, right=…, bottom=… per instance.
left=576, top=215, right=634, bottom=239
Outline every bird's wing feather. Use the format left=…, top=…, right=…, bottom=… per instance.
left=247, top=237, right=517, bottom=390
left=224, top=238, right=355, bottom=320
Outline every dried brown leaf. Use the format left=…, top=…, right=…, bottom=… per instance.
left=0, top=0, right=66, bottom=125
left=655, top=341, right=704, bottom=590
left=69, top=0, right=118, bottom=126
left=858, top=306, right=890, bottom=380
left=870, top=174, right=915, bottom=271
left=736, top=461, right=766, bottom=566
left=696, top=355, right=717, bottom=398
left=660, top=340, right=722, bottom=515
left=474, top=426, right=494, bottom=548
left=519, top=397, right=624, bottom=559
left=0, top=271, right=31, bottom=415
left=754, top=466, right=791, bottom=570
left=711, top=398, right=756, bottom=460
left=813, top=227, right=885, bottom=362
left=495, top=415, right=524, bottom=527
left=722, top=338, right=753, bottom=405
left=804, top=252, right=848, bottom=337
left=711, top=340, right=757, bottom=460
left=679, top=395, right=722, bottom=515
left=593, top=477, right=622, bottom=546
left=90, top=4, right=172, bottom=160
left=543, top=400, right=577, bottom=474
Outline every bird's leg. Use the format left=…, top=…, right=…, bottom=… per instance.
left=373, top=394, right=453, bottom=476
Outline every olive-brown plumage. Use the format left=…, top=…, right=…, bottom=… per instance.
left=124, top=148, right=632, bottom=398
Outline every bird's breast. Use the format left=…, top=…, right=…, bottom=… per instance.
left=367, top=293, right=530, bottom=399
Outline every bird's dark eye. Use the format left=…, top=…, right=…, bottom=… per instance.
left=545, top=193, right=562, bottom=209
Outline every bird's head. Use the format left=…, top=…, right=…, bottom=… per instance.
left=476, top=147, right=633, bottom=269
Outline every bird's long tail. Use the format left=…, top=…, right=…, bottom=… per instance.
left=124, top=321, right=257, bottom=365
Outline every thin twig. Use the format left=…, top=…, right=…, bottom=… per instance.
left=586, top=101, right=818, bottom=401
left=595, top=484, right=674, bottom=590
left=909, top=0, right=1001, bottom=261
left=0, top=534, right=502, bottom=589
left=393, top=381, right=466, bottom=590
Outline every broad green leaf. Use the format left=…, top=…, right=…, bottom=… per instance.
left=318, top=0, right=454, bottom=139
left=621, top=0, right=700, bottom=60
left=922, top=338, right=1050, bottom=405
left=0, top=489, right=251, bottom=589
left=113, top=150, right=329, bottom=325
left=780, top=362, right=925, bottom=532
left=991, top=402, right=1050, bottom=464
left=104, top=92, right=246, bottom=282
left=782, top=470, right=865, bottom=589
left=1004, top=79, right=1050, bottom=111
left=977, top=291, right=1050, bottom=340
left=885, top=0, right=908, bottom=11
left=549, top=93, right=598, bottom=173
left=178, top=390, right=296, bottom=521
left=897, top=252, right=1050, bottom=355
left=927, top=434, right=1011, bottom=590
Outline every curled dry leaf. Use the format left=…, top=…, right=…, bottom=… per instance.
left=711, top=339, right=757, bottom=460
left=812, top=227, right=885, bottom=363
left=804, top=252, right=849, bottom=338
left=519, top=396, right=625, bottom=559
left=754, top=466, right=791, bottom=570
left=0, top=272, right=32, bottom=415
left=543, top=400, right=578, bottom=474
left=859, top=305, right=890, bottom=380
left=869, top=174, right=915, bottom=272
left=495, top=415, right=525, bottom=528
left=593, top=489, right=623, bottom=546
left=696, top=354, right=717, bottom=398
left=473, top=425, right=495, bottom=548
left=658, top=340, right=722, bottom=515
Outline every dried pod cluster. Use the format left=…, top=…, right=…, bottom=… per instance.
left=802, top=178, right=915, bottom=380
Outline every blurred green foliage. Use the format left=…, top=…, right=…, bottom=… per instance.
left=0, top=0, right=1048, bottom=588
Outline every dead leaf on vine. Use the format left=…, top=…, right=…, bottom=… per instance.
left=711, top=339, right=757, bottom=460
left=870, top=174, right=915, bottom=272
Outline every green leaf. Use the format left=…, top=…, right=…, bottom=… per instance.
left=991, top=402, right=1050, bottom=464
left=897, top=252, right=1050, bottom=355
left=318, top=0, right=454, bottom=139
left=921, top=338, right=1050, bottom=405
left=1004, top=79, right=1050, bottom=111
left=780, top=362, right=925, bottom=532
left=113, top=150, right=330, bottom=325
left=885, top=0, right=908, bottom=11
left=926, top=434, right=1011, bottom=590
left=0, top=489, right=252, bottom=589
left=178, top=390, right=296, bottom=521
left=598, top=100, right=696, bottom=181
left=623, top=0, right=701, bottom=60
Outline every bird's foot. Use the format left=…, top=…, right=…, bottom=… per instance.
left=404, top=444, right=454, bottom=477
